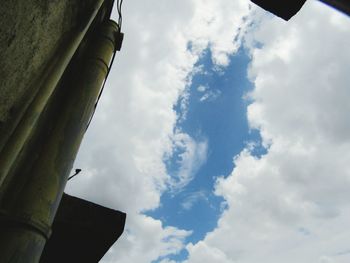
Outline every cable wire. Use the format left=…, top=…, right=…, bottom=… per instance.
left=117, top=0, right=124, bottom=31
left=86, top=0, right=124, bottom=130
left=68, top=169, right=82, bottom=181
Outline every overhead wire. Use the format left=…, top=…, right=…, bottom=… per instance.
left=86, top=0, right=124, bottom=130
left=67, top=169, right=82, bottom=181
left=117, top=0, right=124, bottom=30
left=69, top=1, right=124, bottom=183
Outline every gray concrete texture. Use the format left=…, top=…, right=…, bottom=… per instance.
left=0, top=0, right=93, bottom=124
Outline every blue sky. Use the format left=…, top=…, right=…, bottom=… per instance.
left=67, top=1, right=350, bottom=262
left=147, top=46, right=266, bottom=262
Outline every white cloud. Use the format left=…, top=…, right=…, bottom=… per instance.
left=181, top=190, right=208, bottom=210
left=197, top=85, right=207, bottom=92
left=159, top=260, right=177, bottom=263
left=65, top=0, right=251, bottom=262
left=186, top=241, right=233, bottom=263
left=196, top=85, right=221, bottom=103
left=169, top=132, right=208, bottom=190
left=199, top=89, right=221, bottom=102
left=186, top=2, right=350, bottom=263
left=186, top=0, right=251, bottom=66
left=102, top=214, right=191, bottom=263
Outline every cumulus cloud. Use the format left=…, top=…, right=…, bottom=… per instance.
left=102, top=214, right=191, bottom=263
left=65, top=0, right=251, bottom=262
left=185, top=2, right=350, bottom=263
left=185, top=0, right=251, bottom=65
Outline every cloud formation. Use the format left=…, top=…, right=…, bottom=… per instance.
left=168, top=132, right=208, bottom=190
left=181, top=190, right=209, bottom=210
left=66, top=0, right=251, bottom=262
left=185, top=2, right=350, bottom=263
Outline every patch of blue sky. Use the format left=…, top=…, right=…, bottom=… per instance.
left=147, top=46, right=266, bottom=262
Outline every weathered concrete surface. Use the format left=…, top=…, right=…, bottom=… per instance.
left=0, top=0, right=93, bottom=124
left=0, top=2, right=117, bottom=262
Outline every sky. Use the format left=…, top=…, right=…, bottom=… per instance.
left=66, top=1, right=350, bottom=262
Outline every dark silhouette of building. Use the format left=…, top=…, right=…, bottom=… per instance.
left=251, top=0, right=350, bottom=20
left=0, top=1, right=125, bottom=262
